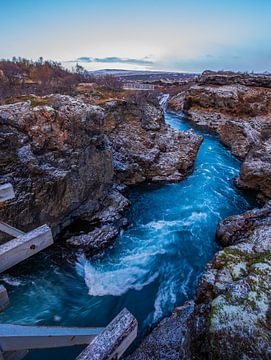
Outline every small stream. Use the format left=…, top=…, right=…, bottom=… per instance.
left=0, top=112, right=256, bottom=359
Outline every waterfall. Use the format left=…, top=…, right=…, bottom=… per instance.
left=159, top=93, right=169, bottom=111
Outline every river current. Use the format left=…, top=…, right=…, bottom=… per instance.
left=0, top=112, right=255, bottom=359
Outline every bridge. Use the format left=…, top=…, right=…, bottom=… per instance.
left=123, top=82, right=155, bottom=91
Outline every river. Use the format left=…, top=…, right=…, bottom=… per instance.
left=0, top=112, right=255, bottom=359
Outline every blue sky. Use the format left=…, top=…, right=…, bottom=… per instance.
left=1, top=0, right=271, bottom=72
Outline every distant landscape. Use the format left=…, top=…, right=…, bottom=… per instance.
left=0, top=1, right=270, bottom=360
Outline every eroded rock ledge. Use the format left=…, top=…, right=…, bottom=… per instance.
left=103, top=99, right=202, bottom=185
left=199, top=70, right=271, bottom=88
left=0, top=95, right=112, bottom=238
left=190, top=202, right=271, bottom=359
left=183, top=71, right=271, bottom=202
left=0, top=94, right=202, bottom=254
left=127, top=301, right=194, bottom=360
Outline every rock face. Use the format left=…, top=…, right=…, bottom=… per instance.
left=127, top=302, right=194, bottom=360
left=167, top=92, right=185, bottom=113
left=184, top=84, right=271, bottom=131
left=182, top=73, right=271, bottom=357
left=190, top=203, right=271, bottom=360
left=0, top=94, right=202, bottom=253
left=199, top=70, right=271, bottom=88
left=66, top=189, right=130, bottom=255
left=102, top=99, right=202, bottom=185
left=236, top=140, right=271, bottom=201
left=184, top=72, right=271, bottom=201
left=0, top=95, right=113, bottom=237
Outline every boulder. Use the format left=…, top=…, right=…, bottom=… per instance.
left=236, top=140, right=271, bottom=201
left=190, top=203, right=271, bottom=359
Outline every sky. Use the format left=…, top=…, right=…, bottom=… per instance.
left=1, top=0, right=271, bottom=73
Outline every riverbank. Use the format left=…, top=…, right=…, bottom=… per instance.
left=132, top=72, right=271, bottom=359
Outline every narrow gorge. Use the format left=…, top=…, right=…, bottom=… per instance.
left=0, top=71, right=270, bottom=360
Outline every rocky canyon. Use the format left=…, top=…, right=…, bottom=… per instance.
left=138, top=71, right=271, bottom=360
left=0, top=92, right=202, bottom=255
left=0, top=68, right=270, bottom=360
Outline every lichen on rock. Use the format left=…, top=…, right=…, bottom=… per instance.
left=190, top=202, right=271, bottom=360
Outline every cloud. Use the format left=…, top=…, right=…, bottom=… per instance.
left=73, top=56, right=154, bottom=65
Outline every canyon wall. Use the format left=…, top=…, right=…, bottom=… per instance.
left=131, top=72, right=271, bottom=360
left=183, top=72, right=271, bottom=359
left=183, top=72, right=271, bottom=202
left=0, top=95, right=113, bottom=237
left=0, top=93, right=202, bottom=254
left=190, top=203, right=271, bottom=359
left=103, top=99, right=202, bottom=184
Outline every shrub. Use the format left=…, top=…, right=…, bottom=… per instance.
left=0, top=58, right=93, bottom=103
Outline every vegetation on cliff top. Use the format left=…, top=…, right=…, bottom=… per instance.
left=0, top=58, right=164, bottom=108
left=0, top=57, right=126, bottom=103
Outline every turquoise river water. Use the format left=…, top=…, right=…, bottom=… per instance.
left=0, top=112, right=256, bottom=359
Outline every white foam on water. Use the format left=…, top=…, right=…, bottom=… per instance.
left=145, top=220, right=180, bottom=230
left=78, top=257, right=159, bottom=297
left=76, top=210, right=210, bottom=301
left=121, top=249, right=166, bottom=263
left=153, top=280, right=177, bottom=322
left=1, top=275, right=24, bottom=286
left=152, top=267, right=193, bottom=323
left=145, top=213, right=207, bottom=231
left=187, top=212, right=208, bottom=222
left=54, top=315, right=61, bottom=322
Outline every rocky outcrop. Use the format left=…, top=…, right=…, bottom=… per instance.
left=184, top=84, right=271, bottom=127
left=127, top=301, right=194, bottom=360
left=199, top=70, right=271, bottom=88
left=0, top=94, right=202, bottom=253
left=66, top=189, right=130, bottom=255
left=184, top=72, right=271, bottom=201
left=190, top=203, right=271, bottom=359
left=102, top=99, right=202, bottom=185
left=236, top=140, right=271, bottom=201
left=0, top=95, right=113, bottom=238
left=167, top=92, right=185, bottom=113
